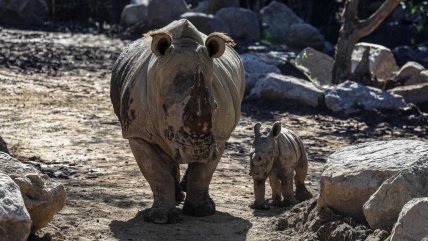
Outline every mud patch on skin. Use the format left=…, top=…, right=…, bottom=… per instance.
left=120, top=87, right=136, bottom=131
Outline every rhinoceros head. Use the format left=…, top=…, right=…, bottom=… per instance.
left=147, top=30, right=234, bottom=164
left=249, top=122, right=281, bottom=180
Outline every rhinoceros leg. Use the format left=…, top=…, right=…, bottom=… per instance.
left=269, top=174, right=282, bottom=207
left=281, top=169, right=298, bottom=206
left=129, top=138, right=179, bottom=224
left=182, top=160, right=219, bottom=216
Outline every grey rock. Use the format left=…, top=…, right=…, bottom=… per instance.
left=120, top=2, right=149, bottom=26
left=180, top=12, right=228, bottom=34
left=364, top=229, right=390, bottom=241
left=390, top=83, right=428, bottom=104
left=0, top=0, right=48, bottom=25
left=189, top=1, right=209, bottom=14
left=317, top=140, right=428, bottom=222
left=208, top=0, right=239, bottom=13
left=390, top=198, right=428, bottom=241
left=0, top=152, right=67, bottom=231
left=250, top=73, right=324, bottom=107
left=0, top=173, right=31, bottom=241
left=147, top=0, right=189, bottom=28
left=260, top=1, right=303, bottom=43
left=406, top=69, right=428, bottom=86
left=285, top=23, right=324, bottom=50
left=252, top=51, right=290, bottom=66
left=215, top=7, right=260, bottom=41
left=364, top=155, right=428, bottom=229
left=394, top=61, right=425, bottom=83
left=295, top=47, right=334, bottom=86
left=240, top=53, right=281, bottom=92
left=352, top=43, right=399, bottom=81
left=325, top=81, right=407, bottom=114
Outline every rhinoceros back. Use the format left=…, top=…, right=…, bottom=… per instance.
left=110, top=19, right=245, bottom=154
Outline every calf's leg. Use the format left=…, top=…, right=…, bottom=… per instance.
left=269, top=174, right=282, bottom=207
left=281, top=169, right=297, bottom=206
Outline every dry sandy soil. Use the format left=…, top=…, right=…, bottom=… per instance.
left=0, top=27, right=427, bottom=241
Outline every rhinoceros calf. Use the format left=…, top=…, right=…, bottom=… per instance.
left=110, top=19, right=245, bottom=223
left=249, top=122, right=312, bottom=209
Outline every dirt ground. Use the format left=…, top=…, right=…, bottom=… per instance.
left=0, top=27, right=427, bottom=241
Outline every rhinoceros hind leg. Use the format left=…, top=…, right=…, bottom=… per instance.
left=295, top=184, right=313, bottom=202
left=182, top=161, right=219, bottom=217
left=281, top=170, right=298, bottom=206
left=129, top=138, right=177, bottom=224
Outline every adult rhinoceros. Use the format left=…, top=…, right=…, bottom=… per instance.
left=110, top=19, right=245, bottom=223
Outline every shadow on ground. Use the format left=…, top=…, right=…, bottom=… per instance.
left=110, top=210, right=252, bottom=241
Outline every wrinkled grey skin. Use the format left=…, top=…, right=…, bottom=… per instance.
left=250, top=122, right=312, bottom=210
left=110, top=19, right=245, bottom=223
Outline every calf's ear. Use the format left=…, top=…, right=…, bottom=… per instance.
left=271, top=122, right=281, bottom=138
left=146, top=31, right=172, bottom=56
left=205, top=32, right=235, bottom=58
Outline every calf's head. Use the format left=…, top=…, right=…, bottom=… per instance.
left=249, top=122, right=282, bottom=180
left=147, top=30, right=234, bottom=163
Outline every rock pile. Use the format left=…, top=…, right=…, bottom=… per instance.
left=317, top=140, right=428, bottom=238
left=0, top=151, right=67, bottom=239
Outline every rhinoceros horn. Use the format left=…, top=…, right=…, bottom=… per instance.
left=182, top=65, right=215, bottom=136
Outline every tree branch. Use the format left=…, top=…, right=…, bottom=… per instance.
left=357, top=0, right=401, bottom=37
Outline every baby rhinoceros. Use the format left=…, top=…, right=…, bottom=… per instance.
left=249, top=122, right=312, bottom=209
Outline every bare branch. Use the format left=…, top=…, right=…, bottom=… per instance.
left=357, top=0, right=401, bottom=37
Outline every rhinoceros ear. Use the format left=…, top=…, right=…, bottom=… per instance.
left=254, top=122, right=261, bottom=139
left=271, top=122, right=282, bottom=138
left=205, top=32, right=235, bottom=58
left=147, top=31, right=172, bottom=56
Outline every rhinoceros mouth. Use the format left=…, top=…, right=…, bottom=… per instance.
left=165, top=127, right=218, bottom=163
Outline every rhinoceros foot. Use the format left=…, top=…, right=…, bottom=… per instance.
left=295, top=184, right=313, bottom=202
left=182, top=197, right=216, bottom=217
left=142, top=207, right=180, bottom=224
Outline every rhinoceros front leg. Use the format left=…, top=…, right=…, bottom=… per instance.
left=182, top=160, right=219, bottom=217
left=129, top=138, right=179, bottom=224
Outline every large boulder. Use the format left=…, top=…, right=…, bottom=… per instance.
left=0, top=135, right=8, bottom=154
left=180, top=12, right=228, bottom=34
left=240, top=53, right=281, bottom=92
left=0, top=0, right=48, bottom=25
left=389, top=83, right=428, bottom=105
left=0, top=173, right=32, bottom=241
left=317, top=140, right=428, bottom=222
left=120, top=1, right=149, bottom=26
left=0, top=152, right=66, bottom=231
left=215, top=7, right=260, bottom=41
left=295, top=47, right=334, bottom=86
left=189, top=1, right=209, bottom=14
left=394, top=61, right=425, bottom=83
left=147, top=0, right=189, bottom=28
left=207, top=0, right=239, bottom=13
left=393, top=44, right=428, bottom=69
left=250, top=73, right=324, bottom=107
left=285, top=23, right=324, bottom=50
left=260, top=1, right=302, bottom=43
left=363, top=155, right=428, bottom=230
left=324, top=81, right=407, bottom=114
left=390, top=198, right=428, bottom=241
left=351, top=43, right=399, bottom=81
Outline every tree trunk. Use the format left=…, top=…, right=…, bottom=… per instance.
left=331, top=0, right=400, bottom=85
